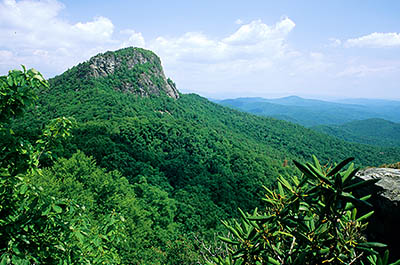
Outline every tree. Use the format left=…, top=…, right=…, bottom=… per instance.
left=0, top=67, right=123, bottom=264
left=210, top=156, right=400, bottom=265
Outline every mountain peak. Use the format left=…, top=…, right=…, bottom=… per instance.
left=282, top=95, right=302, bottom=100
left=53, top=47, right=179, bottom=99
left=88, top=47, right=179, bottom=99
left=88, top=47, right=156, bottom=78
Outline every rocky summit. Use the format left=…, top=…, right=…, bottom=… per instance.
left=90, top=47, right=179, bottom=99
left=59, top=47, right=180, bottom=99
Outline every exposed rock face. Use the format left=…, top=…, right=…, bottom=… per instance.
left=87, top=47, right=179, bottom=99
left=357, top=168, right=400, bottom=202
left=356, top=168, right=400, bottom=259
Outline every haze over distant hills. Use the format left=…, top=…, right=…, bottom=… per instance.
left=214, top=96, right=400, bottom=148
left=215, top=96, right=400, bottom=127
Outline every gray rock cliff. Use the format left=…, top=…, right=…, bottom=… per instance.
left=87, top=47, right=179, bottom=99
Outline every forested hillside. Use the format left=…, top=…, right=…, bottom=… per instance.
left=313, top=118, right=400, bottom=147
left=3, top=47, right=400, bottom=264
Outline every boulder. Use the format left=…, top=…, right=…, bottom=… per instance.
left=356, top=168, right=400, bottom=258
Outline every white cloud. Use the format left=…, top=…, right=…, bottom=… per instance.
left=223, top=18, right=295, bottom=45
left=0, top=0, right=298, bottom=74
left=0, top=50, right=13, bottom=65
left=120, top=29, right=146, bottom=48
left=6, top=0, right=397, bottom=99
left=73, top=17, right=114, bottom=41
left=4, top=0, right=297, bottom=82
left=0, top=0, right=118, bottom=76
left=0, top=1, right=332, bottom=98
left=149, top=17, right=297, bottom=67
left=337, top=64, right=397, bottom=77
left=0, top=0, right=63, bottom=28
left=327, top=38, right=341, bottom=47
left=345, top=32, right=400, bottom=48
left=143, top=18, right=318, bottom=97
left=235, top=19, right=243, bottom=25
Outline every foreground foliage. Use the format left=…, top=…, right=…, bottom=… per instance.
left=1, top=66, right=202, bottom=264
left=210, top=156, right=400, bottom=265
left=0, top=67, right=125, bottom=264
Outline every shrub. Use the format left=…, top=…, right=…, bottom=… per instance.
left=210, top=156, right=400, bottom=265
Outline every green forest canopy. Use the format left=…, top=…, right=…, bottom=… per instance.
left=2, top=48, right=400, bottom=263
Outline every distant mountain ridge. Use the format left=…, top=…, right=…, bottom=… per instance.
left=215, top=96, right=400, bottom=127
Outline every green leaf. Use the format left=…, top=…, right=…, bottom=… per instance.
left=340, top=193, right=372, bottom=208
left=389, top=259, right=400, bottom=265
left=358, top=242, right=387, bottom=248
left=344, top=202, right=355, bottom=211
left=55, top=245, right=66, bottom=252
left=52, top=204, right=62, bottom=214
left=74, top=231, right=85, bottom=242
left=355, top=246, right=379, bottom=255
left=238, top=208, right=250, bottom=225
left=7, top=77, right=13, bottom=86
left=0, top=254, right=9, bottom=265
left=383, top=250, right=389, bottom=265
left=327, top=157, right=354, bottom=177
left=266, top=257, right=280, bottom=265
left=306, top=163, right=333, bottom=185
left=360, top=194, right=372, bottom=201
left=312, top=155, right=322, bottom=171
left=293, top=160, right=318, bottom=183
left=342, top=168, right=358, bottom=186
left=343, top=178, right=380, bottom=192
left=278, top=182, right=284, bottom=196
left=356, top=210, right=374, bottom=222
left=319, top=248, right=330, bottom=254
left=19, top=184, right=28, bottom=194
left=279, top=176, right=294, bottom=193
left=351, top=208, right=357, bottom=220
left=277, top=231, right=294, bottom=238
left=218, top=236, right=240, bottom=245
left=292, top=175, right=300, bottom=186
left=247, top=215, right=274, bottom=222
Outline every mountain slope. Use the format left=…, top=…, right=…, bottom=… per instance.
left=217, top=96, right=400, bottom=126
left=313, top=118, right=400, bottom=147
left=13, top=47, right=400, bottom=262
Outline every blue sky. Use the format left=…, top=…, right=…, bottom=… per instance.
left=1, top=0, right=400, bottom=99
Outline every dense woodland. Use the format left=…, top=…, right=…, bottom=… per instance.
left=313, top=118, right=400, bottom=147
left=1, top=48, right=400, bottom=264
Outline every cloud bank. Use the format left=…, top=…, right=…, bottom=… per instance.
left=0, top=0, right=304, bottom=97
left=0, top=0, right=399, bottom=99
left=0, top=0, right=119, bottom=74
left=346, top=32, right=400, bottom=48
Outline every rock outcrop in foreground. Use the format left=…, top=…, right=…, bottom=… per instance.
left=356, top=168, right=400, bottom=259
left=357, top=168, right=400, bottom=202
